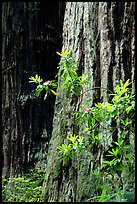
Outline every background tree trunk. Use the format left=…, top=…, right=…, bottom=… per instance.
left=43, top=2, right=135, bottom=202
left=2, top=2, right=66, bottom=177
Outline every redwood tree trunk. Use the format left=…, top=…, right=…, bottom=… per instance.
left=2, top=2, right=66, bottom=177
left=43, top=2, right=135, bottom=202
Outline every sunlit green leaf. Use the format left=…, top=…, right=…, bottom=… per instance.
left=51, top=89, right=57, bottom=96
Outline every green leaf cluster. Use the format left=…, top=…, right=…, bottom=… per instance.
left=2, top=167, right=46, bottom=202
left=57, top=134, right=84, bottom=164
left=28, top=50, right=87, bottom=99
left=58, top=79, right=135, bottom=202
left=29, top=74, right=58, bottom=99
left=29, top=74, right=41, bottom=84
left=56, top=50, right=87, bottom=97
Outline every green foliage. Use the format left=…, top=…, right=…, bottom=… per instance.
left=29, top=73, right=57, bottom=99
left=29, top=74, right=41, bottom=84
left=56, top=50, right=87, bottom=97
left=56, top=49, right=70, bottom=57
left=58, top=79, right=135, bottom=201
left=2, top=167, right=46, bottom=202
left=35, top=80, right=57, bottom=99
left=89, top=184, right=130, bottom=202
left=90, top=154, right=135, bottom=202
left=57, top=134, right=84, bottom=164
left=28, top=51, right=135, bottom=202
left=29, top=50, right=87, bottom=99
left=85, top=80, right=134, bottom=202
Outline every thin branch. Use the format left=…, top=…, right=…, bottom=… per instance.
left=2, top=65, right=16, bottom=74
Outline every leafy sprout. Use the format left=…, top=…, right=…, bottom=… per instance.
left=29, top=74, right=41, bottom=84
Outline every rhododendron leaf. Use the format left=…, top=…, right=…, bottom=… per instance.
left=44, top=92, right=48, bottom=100
left=51, top=90, right=57, bottom=96
left=56, top=49, right=70, bottom=57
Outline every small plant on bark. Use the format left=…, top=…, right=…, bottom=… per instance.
left=29, top=74, right=57, bottom=100
left=56, top=50, right=87, bottom=97
left=28, top=50, right=87, bottom=99
left=57, top=134, right=84, bottom=164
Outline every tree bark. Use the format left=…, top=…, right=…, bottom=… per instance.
left=43, top=2, right=135, bottom=202
left=2, top=2, right=66, bottom=177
